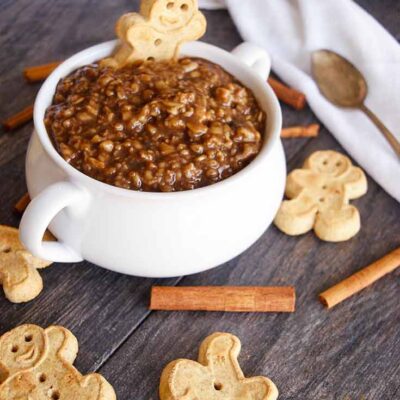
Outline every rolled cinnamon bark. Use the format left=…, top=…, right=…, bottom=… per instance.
left=268, top=77, right=306, bottom=110
left=319, top=247, right=400, bottom=308
left=14, top=193, right=31, bottom=214
left=2, top=105, right=34, bottom=131
left=281, top=124, right=320, bottom=138
left=150, top=286, right=296, bottom=312
left=23, top=61, right=61, bottom=82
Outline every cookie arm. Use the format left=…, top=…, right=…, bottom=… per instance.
left=177, top=12, right=206, bottom=48
left=1, top=252, right=43, bottom=303
left=102, top=14, right=147, bottom=68
left=0, top=371, right=36, bottom=399
left=342, top=166, right=368, bottom=200
left=198, top=332, right=244, bottom=382
left=45, top=326, right=79, bottom=365
left=274, top=193, right=319, bottom=236
left=116, top=13, right=144, bottom=39
left=286, top=170, right=324, bottom=198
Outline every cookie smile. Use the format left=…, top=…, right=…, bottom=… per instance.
left=160, top=15, right=180, bottom=25
left=16, top=345, right=37, bottom=363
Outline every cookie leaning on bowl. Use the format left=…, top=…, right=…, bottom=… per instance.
left=274, top=150, right=367, bottom=242
left=102, top=0, right=207, bottom=68
left=160, top=332, right=279, bottom=400
left=0, top=225, right=54, bottom=303
left=0, top=324, right=116, bottom=399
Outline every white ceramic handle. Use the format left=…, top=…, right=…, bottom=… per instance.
left=231, top=42, right=271, bottom=80
left=20, top=181, right=86, bottom=262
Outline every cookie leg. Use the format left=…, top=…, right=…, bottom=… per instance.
left=242, top=376, right=279, bottom=400
left=314, top=205, right=361, bottom=242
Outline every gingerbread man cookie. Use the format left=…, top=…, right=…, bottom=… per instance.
left=103, top=0, right=206, bottom=67
left=274, top=150, right=367, bottom=242
left=0, top=225, right=53, bottom=303
left=160, top=332, right=278, bottom=400
left=0, top=324, right=116, bottom=400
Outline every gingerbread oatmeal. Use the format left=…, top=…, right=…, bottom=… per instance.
left=45, top=57, right=265, bottom=192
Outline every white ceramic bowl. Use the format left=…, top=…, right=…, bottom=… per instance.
left=19, top=40, right=285, bottom=277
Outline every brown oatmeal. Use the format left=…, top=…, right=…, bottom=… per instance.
left=45, top=57, right=265, bottom=192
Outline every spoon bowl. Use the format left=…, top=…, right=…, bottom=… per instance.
left=312, top=49, right=400, bottom=159
left=312, top=49, right=367, bottom=107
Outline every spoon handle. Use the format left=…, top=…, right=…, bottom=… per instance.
left=360, top=104, right=400, bottom=159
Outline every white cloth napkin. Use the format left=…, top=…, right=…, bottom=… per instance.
left=199, top=0, right=400, bottom=202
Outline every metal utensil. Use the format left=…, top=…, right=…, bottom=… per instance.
left=311, top=49, right=400, bottom=159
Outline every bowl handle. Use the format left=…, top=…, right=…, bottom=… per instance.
left=19, top=181, right=88, bottom=262
left=231, top=42, right=271, bottom=80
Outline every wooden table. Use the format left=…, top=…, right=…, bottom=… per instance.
left=1, top=1, right=399, bottom=399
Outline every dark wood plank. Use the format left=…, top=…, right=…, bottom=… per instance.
left=0, top=1, right=399, bottom=399
left=99, top=127, right=400, bottom=399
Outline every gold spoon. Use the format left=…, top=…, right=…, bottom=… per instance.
left=311, top=49, right=400, bottom=159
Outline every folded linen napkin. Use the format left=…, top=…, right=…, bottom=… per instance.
left=200, top=0, right=400, bottom=202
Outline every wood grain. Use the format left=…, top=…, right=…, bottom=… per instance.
left=0, top=1, right=399, bottom=400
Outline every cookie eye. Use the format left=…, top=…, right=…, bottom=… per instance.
left=38, top=373, right=47, bottom=383
left=322, top=160, right=328, bottom=166
left=336, top=161, right=342, bottom=167
left=11, top=345, right=18, bottom=353
left=167, top=2, right=174, bottom=9
left=181, top=3, right=188, bottom=11
left=25, top=334, right=33, bottom=342
left=154, top=39, right=162, bottom=46
left=214, top=382, right=223, bottom=391
left=2, top=247, right=11, bottom=253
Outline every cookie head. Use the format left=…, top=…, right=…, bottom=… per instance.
left=306, top=150, right=351, bottom=176
left=151, top=0, right=198, bottom=30
left=0, top=325, right=45, bottom=372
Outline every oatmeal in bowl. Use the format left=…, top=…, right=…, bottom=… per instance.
left=45, top=57, right=265, bottom=192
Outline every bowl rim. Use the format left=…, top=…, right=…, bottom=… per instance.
left=33, top=39, right=282, bottom=199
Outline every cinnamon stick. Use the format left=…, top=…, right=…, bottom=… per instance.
left=150, top=286, right=295, bottom=312
left=23, top=61, right=61, bottom=83
left=14, top=193, right=31, bottom=214
left=281, top=123, right=320, bottom=138
left=2, top=105, right=34, bottom=131
left=268, top=77, right=306, bottom=110
left=319, top=247, right=400, bottom=309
